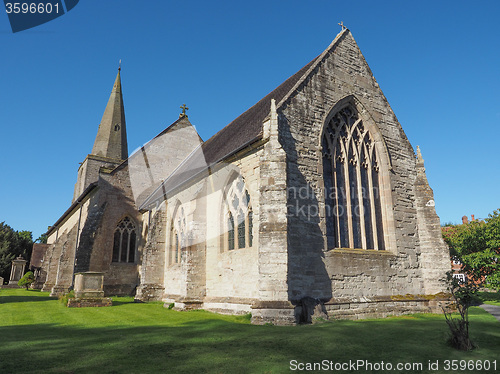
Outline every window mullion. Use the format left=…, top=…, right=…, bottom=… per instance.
left=355, top=158, right=367, bottom=249
left=118, top=230, right=123, bottom=263
left=367, top=146, right=379, bottom=250
left=344, top=143, right=354, bottom=248
left=126, top=229, right=130, bottom=263
left=354, top=130, right=367, bottom=249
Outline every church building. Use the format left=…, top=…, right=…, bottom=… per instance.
left=34, top=28, right=450, bottom=324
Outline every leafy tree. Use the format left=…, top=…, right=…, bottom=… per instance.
left=0, top=222, right=33, bottom=281
left=442, top=271, right=478, bottom=351
left=35, top=233, right=48, bottom=244
left=18, top=271, right=35, bottom=290
left=441, top=209, right=500, bottom=350
left=442, top=209, right=500, bottom=290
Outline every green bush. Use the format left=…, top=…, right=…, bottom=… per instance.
left=17, top=271, right=35, bottom=290
left=59, top=290, right=75, bottom=306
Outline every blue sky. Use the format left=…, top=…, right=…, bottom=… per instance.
left=0, top=0, right=499, bottom=239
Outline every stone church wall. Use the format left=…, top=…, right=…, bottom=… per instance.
left=73, top=155, right=121, bottom=203
left=278, top=31, right=437, bottom=315
left=158, top=148, right=262, bottom=313
left=41, top=30, right=449, bottom=323
left=87, top=166, right=142, bottom=296
left=42, top=164, right=143, bottom=297
left=204, top=150, right=261, bottom=313
left=415, top=155, right=451, bottom=294
left=162, top=178, right=206, bottom=307
left=43, top=192, right=94, bottom=295
left=135, top=206, right=166, bottom=301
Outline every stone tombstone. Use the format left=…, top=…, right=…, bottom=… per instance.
left=0, top=276, right=4, bottom=286
left=9, top=256, right=27, bottom=285
left=68, top=271, right=112, bottom=308
left=74, top=272, right=105, bottom=298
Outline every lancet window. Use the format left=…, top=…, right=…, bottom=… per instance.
left=224, top=176, right=253, bottom=251
left=170, top=206, right=186, bottom=265
left=322, top=105, right=385, bottom=250
left=112, top=216, right=137, bottom=263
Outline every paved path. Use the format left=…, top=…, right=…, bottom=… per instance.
left=480, top=304, right=500, bottom=322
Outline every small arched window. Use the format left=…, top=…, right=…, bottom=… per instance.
left=322, top=105, right=385, bottom=250
left=169, top=206, right=186, bottom=265
left=228, top=211, right=235, bottom=250
left=224, top=176, right=253, bottom=251
left=112, top=217, right=137, bottom=263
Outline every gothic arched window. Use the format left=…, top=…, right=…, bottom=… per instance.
left=224, top=176, right=253, bottom=251
left=169, top=206, right=186, bottom=265
left=112, top=216, right=137, bottom=263
left=322, top=105, right=385, bottom=250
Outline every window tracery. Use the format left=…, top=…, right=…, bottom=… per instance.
left=170, top=206, right=186, bottom=264
left=112, top=216, right=137, bottom=263
left=322, top=105, right=385, bottom=250
left=224, top=176, right=253, bottom=251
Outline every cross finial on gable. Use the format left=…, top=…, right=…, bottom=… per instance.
left=179, top=104, right=189, bottom=118
left=338, top=21, right=346, bottom=31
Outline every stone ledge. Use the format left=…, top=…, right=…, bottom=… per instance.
left=203, top=302, right=252, bottom=315
left=251, top=308, right=296, bottom=325
left=324, top=293, right=451, bottom=305
left=326, top=248, right=396, bottom=256
left=204, top=296, right=258, bottom=305
left=251, top=300, right=295, bottom=309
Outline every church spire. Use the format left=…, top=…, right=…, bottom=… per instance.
left=91, top=68, right=128, bottom=160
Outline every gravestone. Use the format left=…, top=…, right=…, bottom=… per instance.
left=67, top=272, right=112, bottom=307
left=0, top=276, right=4, bottom=287
left=9, top=256, right=26, bottom=285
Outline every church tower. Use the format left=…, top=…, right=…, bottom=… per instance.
left=73, top=68, right=128, bottom=202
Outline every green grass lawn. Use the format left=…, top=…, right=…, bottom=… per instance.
left=0, top=289, right=499, bottom=374
left=478, top=291, right=500, bottom=306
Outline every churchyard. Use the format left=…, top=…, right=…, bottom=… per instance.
left=0, top=288, right=499, bottom=373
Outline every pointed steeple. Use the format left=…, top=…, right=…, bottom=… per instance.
left=91, top=69, right=128, bottom=160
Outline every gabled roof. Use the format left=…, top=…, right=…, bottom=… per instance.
left=140, top=29, right=350, bottom=209
left=202, top=29, right=349, bottom=165
left=202, top=55, right=319, bottom=165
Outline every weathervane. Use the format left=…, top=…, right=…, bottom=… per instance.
left=338, top=21, right=346, bottom=31
left=179, top=104, right=189, bottom=118
left=118, top=59, right=122, bottom=72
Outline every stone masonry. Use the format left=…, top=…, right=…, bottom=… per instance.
left=39, top=28, right=450, bottom=324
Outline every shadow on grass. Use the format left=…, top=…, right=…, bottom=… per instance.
left=0, top=294, right=55, bottom=304
left=110, top=299, right=136, bottom=307
left=0, top=310, right=499, bottom=374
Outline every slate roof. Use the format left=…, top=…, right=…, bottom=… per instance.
left=202, top=55, right=320, bottom=165
left=139, top=56, right=320, bottom=210
left=46, top=182, right=98, bottom=236
left=141, top=29, right=350, bottom=209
